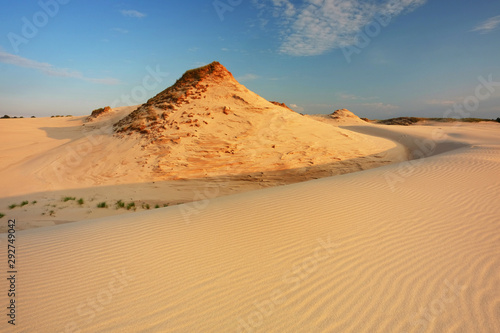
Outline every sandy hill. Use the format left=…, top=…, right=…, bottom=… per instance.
left=110, top=61, right=400, bottom=180
left=309, top=108, right=368, bottom=125
left=0, top=62, right=404, bottom=199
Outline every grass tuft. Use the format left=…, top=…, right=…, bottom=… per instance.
left=97, top=202, right=108, bottom=208
left=116, top=200, right=125, bottom=209
left=8, top=204, right=17, bottom=210
left=77, top=198, right=84, bottom=205
left=63, top=197, right=76, bottom=202
left=0, top=213, right=5, bottom=219
left=126, top=202, right=136, bottom=211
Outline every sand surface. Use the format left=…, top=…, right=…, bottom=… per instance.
left=0, top=107, right=405, bottom=231
left=0, top=119, right=499, bottom=332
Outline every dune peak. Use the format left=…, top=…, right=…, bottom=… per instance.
left=330, top=109, right=360, bottom=120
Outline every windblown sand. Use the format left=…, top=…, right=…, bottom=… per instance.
left=0, top=116, right=499, bottom=332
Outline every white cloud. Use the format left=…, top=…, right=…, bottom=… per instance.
left=0, top=51, right=120, bottom=85
left=360, top=102, right=399, bottom=112
left=257, top=0, right=427, bottom=56
left=236, top=73, right=260, bottom=82
left=337, top=92, right=378, bottom=101
left=120, top=9, right=146, bottom=18
left=426, top=99, right=458, bottom=106
left=113, top=28, right=129, bottom=34
left=471, top=15, right=500, bottom=34
left=289, top=103, right=305, bottom=112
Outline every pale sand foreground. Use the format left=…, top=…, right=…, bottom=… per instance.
left=1, top=122, right=500, bottom=332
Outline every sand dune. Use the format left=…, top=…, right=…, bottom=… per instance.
left=0, top=63, right=407, bottom=231
left=1, top=121, right=499, bottom=332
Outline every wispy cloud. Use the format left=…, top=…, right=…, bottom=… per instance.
left=337, top=92, right=378, bottom=101
left=236, top=73, right=260, bottom=82
left=360, top=102, right=399, bottom=112
left=289, top=103, right=305, bottom=112
left=112, top=27, right=129, bottom=34
left=426, top=99, right=458, bottom=106
left=120, top=9, right=146, bottom=18
left=0, top=51, right=120, bottom=85
left=257, top=0, right=427, bottom=56
left=471, top=15, right=500, bottom=34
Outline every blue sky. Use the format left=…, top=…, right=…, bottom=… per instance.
left=0, top=0, right=499, bottom=119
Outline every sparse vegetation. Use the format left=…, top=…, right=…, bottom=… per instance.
left=126, top=202, right=136, bottom=211
left=378, top=117, right=422, bottom=126
left=49, top=210, right=55, bottom=216
left=77, top=198, right=84, bottom=205
left=63, top=197, right=76, bottom=202
left=155, top=204, right=160, bottom=209
left=142, top=203, right=150, bottom=210
left=377, top=117, right=497, bottom=126
left=97, top=202, right=108, bottom=208
left=0, top=213, right=5, bottom=219
left=116, top=200, right=125, bottom=209
left=87, top=106, right=111, bottom=122
left=459, top=118, right=495, bottom=123
left=32, top=200, right=37, bottom=204
left=8, top=199, right=34, bottom=209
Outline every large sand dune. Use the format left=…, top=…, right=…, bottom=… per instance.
left=0, top=63, right=406, bottom=231
left=1, top=121, right=499, bottom=332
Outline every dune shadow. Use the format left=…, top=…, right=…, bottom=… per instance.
left=39, top=122, right=114, bottom=142
left=341, top=125, right=469, bottom=159
left=1, top=145, right=402, bottom=205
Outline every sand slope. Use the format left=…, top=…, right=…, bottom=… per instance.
left=0, top=64, right=404, bottom=199
left=1, top=122, right=499, bottom=332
